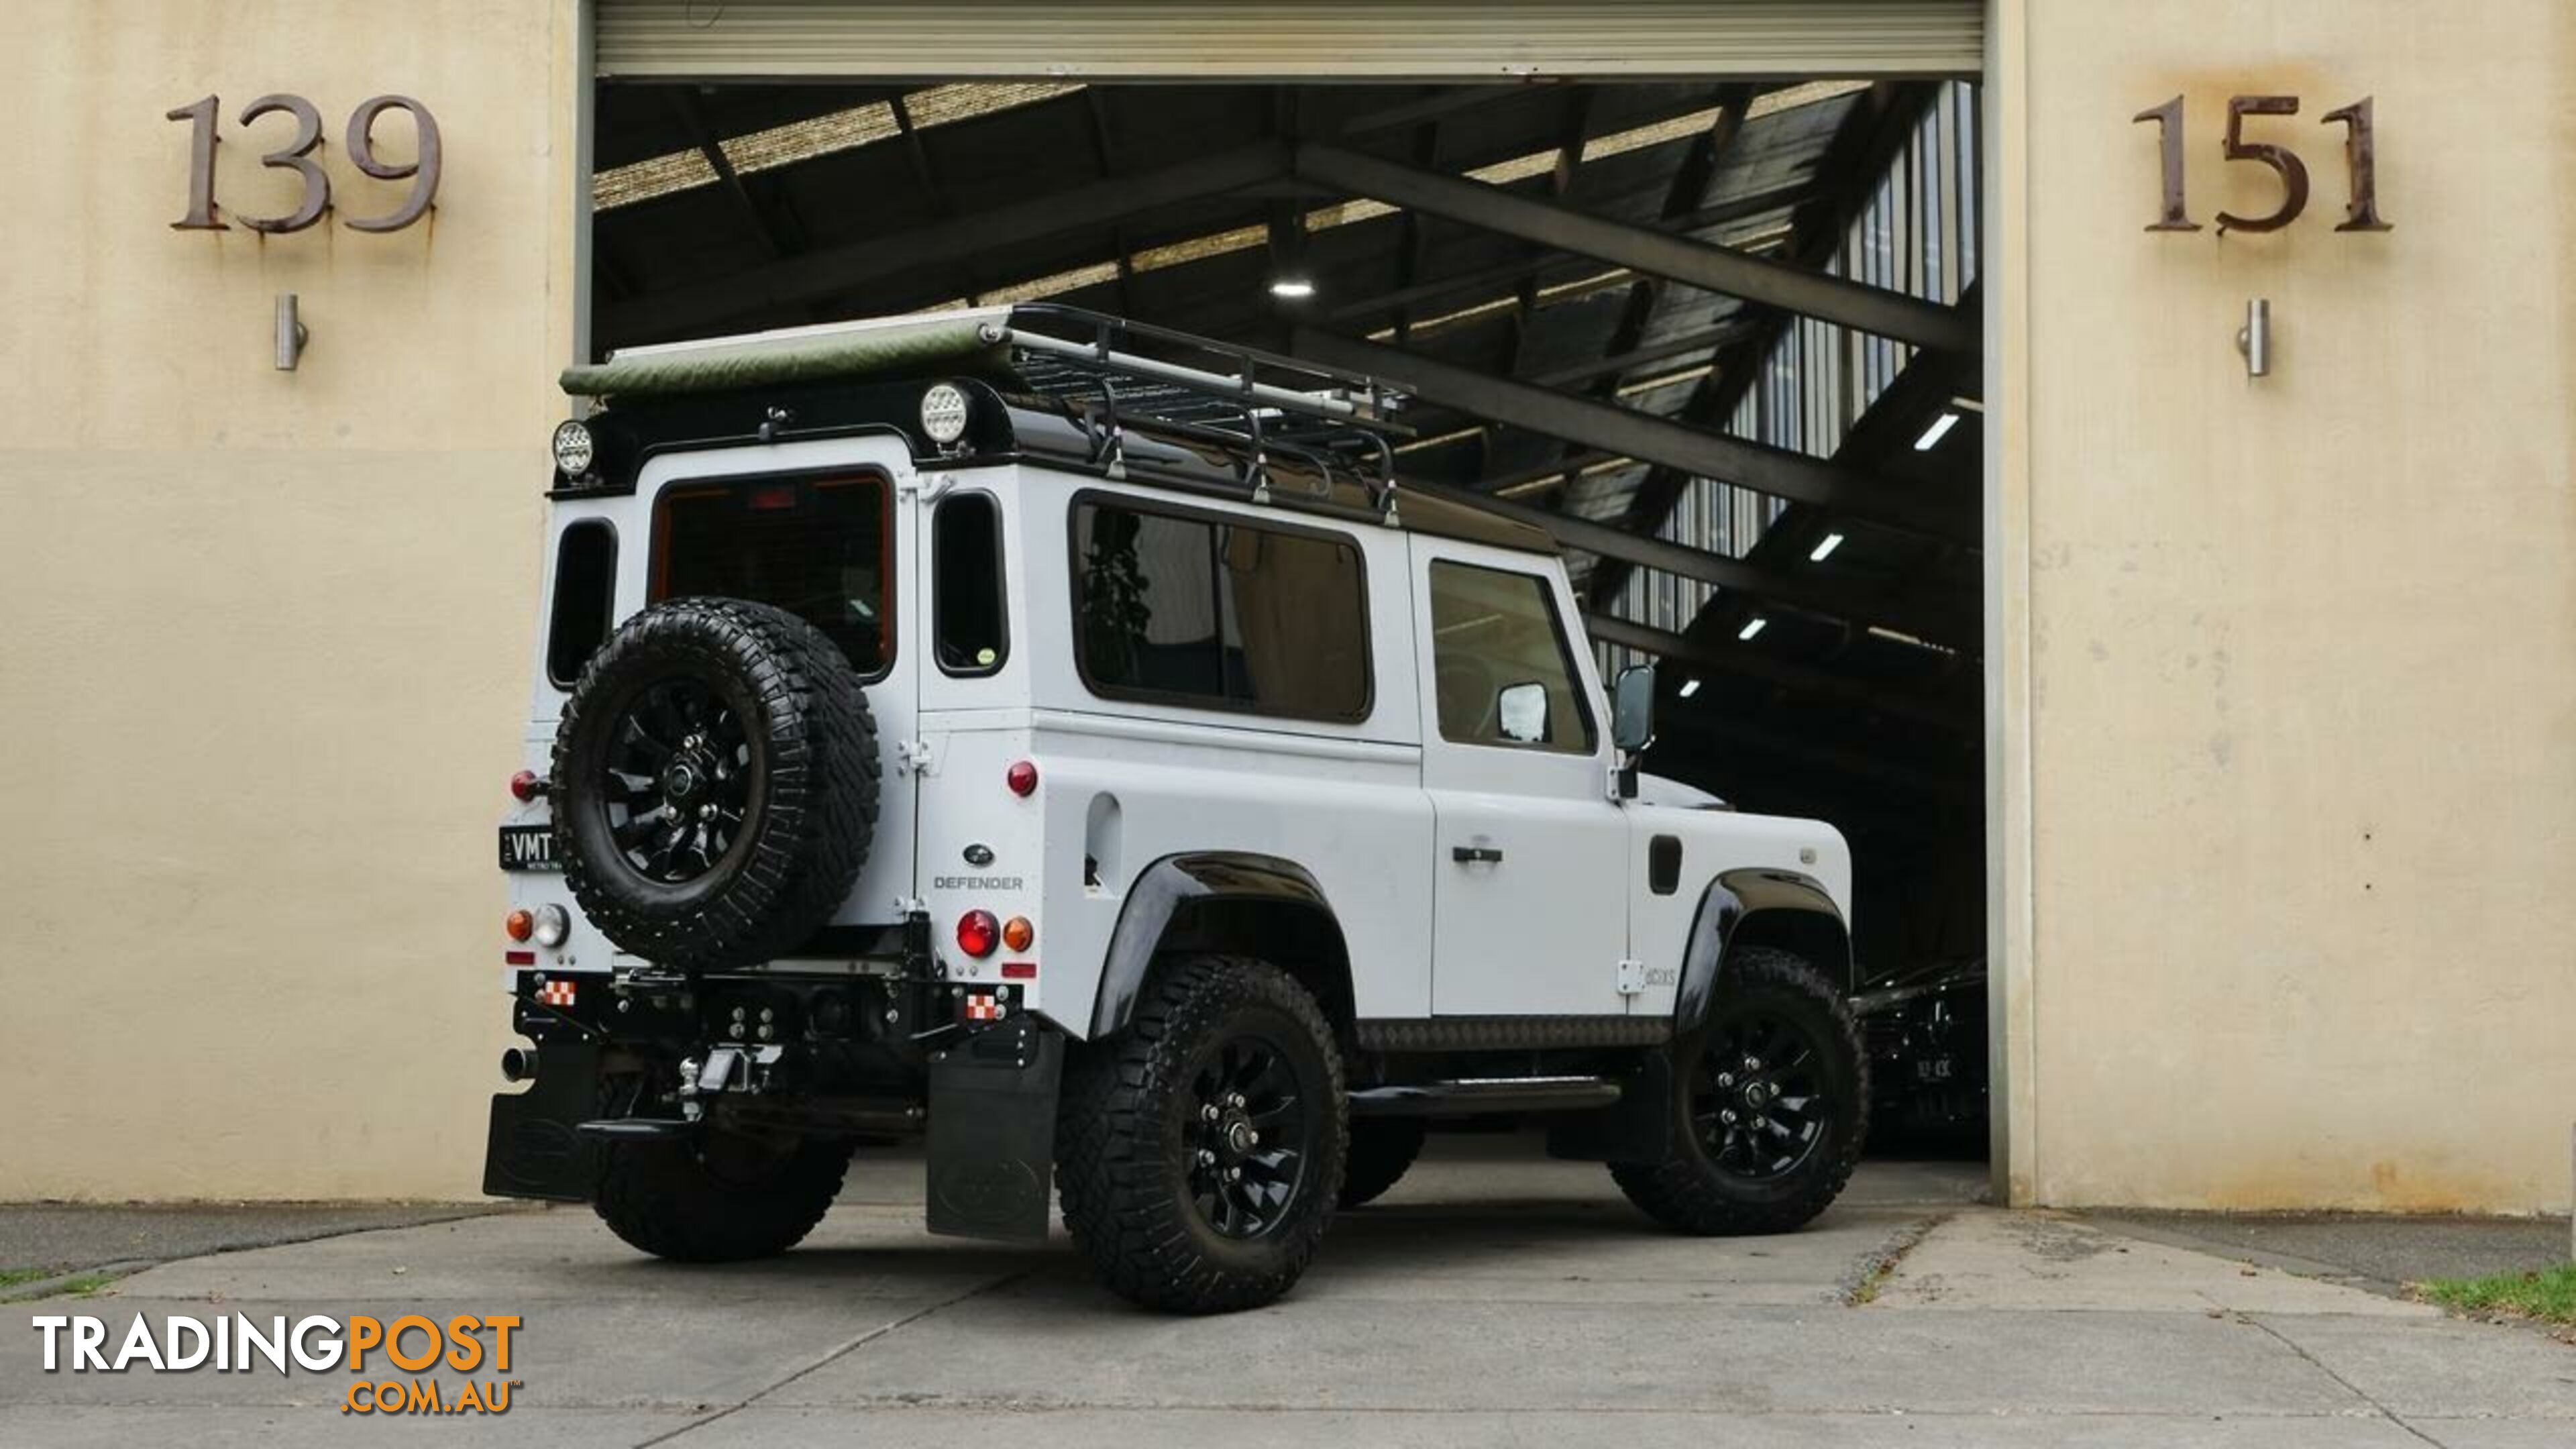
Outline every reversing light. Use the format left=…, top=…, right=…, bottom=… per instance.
left=957, top=909, right=1000, bottom=959
left=504, top=909, right=535, bottom=943
left=1002, top=916, right=1035, bottom=952
left=551, top=419, right=595, bottom=476
left=509, top=769, right=547, bottom=802
left=1005, top=759, right=1038, bottom=797
left=531, top=904, right=571, bottom=949
left=920, top=383, right=972, bottom=445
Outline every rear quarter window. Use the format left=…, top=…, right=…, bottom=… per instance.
left=545, top=520, right=617, bottom=687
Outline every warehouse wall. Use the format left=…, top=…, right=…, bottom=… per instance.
left=0, top=1, right=574, bottom=1197
left=1994, top=0, right=2576, bottom=1210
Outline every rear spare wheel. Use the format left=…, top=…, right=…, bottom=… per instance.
left=552, top=598, right=878, bottom=970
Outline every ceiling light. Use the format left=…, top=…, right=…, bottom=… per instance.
left=1737, top=617, right=1767, bottom=641
left=1809, top=531, right=1845, bottom=562
left=1915, top=412, right=1961, bottom=451
left=1269, top=277, right=1316, bottom=301
left=1678, top=677, right=1702, bottom=699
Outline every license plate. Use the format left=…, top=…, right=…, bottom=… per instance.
left=498, top=824, right=559, bottom=871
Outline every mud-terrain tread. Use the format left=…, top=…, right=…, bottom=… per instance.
left=1338, top=1118, right=1426, bottom=1210
left=592, top=1136, right=852, bottom=1263
left=1056, top=956, right=1347, bottom=1313
left=1611, top=947, right=1868, bottom=1236
left=553, top=598, right=879, bottom=971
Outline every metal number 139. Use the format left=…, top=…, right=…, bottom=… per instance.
left=2131, top=94, right=2392, bottom=234
left=164, top=93, right=442, bottom=233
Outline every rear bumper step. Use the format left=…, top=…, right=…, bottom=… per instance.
left=1350, top=1077, right=1622, bottom=1118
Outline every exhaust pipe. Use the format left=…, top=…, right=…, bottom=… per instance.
left=500, top=1046, right=537, bottom=1083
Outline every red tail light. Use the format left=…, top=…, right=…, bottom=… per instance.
left=957, top=910, right=1000, bottom=958
left=1006, top=759, right=1038, bottom=797
left=509, top=770, right=547, bottom=802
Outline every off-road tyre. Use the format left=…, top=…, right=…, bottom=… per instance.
left=1611, top=947, right=1867, bottom=1236
left=553, top=598, right=878, bottom=971
left=593, top=1132, right=852, bottom=1263
left=1338, top=1118, right=1426, bottom=1209
left=1056, top=956, right=1347, bottom=1313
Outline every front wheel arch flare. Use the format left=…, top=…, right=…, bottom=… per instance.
left=1672, top=869, right=1851, bottom=1035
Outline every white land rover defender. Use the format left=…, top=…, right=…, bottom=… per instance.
left=487, top=306, right=1864, bottom=1313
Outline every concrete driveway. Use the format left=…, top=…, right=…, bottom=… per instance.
left=5, top=1138, right=2569, bottom=1447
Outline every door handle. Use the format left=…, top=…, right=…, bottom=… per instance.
left=1451, top=845, right=1504, bottom=864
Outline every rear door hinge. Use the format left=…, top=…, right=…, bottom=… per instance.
left=1616, top=958, right=1646, bottom=997
left=896, top=739, right=934, bottom=774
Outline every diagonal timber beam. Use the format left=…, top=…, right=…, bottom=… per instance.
left=1403, top=478, right=1976, bottom=647
left=604, top=142, right=1291, bottom=344
left=1583, top=614, right=1972, bottom=735
left=1294, top=328, right=1974, bottom=545
left=1292, top=142, right=1977, bottom=357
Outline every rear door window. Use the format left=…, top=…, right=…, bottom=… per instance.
left=651, top=474, right=894, bottom=677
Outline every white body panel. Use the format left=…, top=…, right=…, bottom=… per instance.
left=510, top=449, right=1849, bottom=1027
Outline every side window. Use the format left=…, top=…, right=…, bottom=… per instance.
left=1427, top=560, right=1597, bottom=754
left=932, top=492, right=1008, bottom=676
left=545, top=521, right=617, bottom=687
left=651, top=474, right=893, bottom=677
left=1071, top=497, right=1370, bottom=721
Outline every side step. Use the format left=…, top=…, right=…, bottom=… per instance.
left=1349, top=1076, right=1622, bottom=1118
left=575, top=1118, right=698, bottom=1141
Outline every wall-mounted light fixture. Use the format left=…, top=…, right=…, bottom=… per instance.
left=274, top=294, right=310, bottom=371
left=2236, top=298, right=2270, bottom=378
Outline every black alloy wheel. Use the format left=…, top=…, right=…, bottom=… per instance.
left=1056, top=955, right=1347, bottom=1313
left=553, top=598, right=879, bottom=970
left=1609, top=947, right=1866, bottom=1236
left=1688, top=1009, right=1830, bottom=1183
left=602, top=676, right=759, bottom=885
left=1182, top=1035, right=1318, bottom=1240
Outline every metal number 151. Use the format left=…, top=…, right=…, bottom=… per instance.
left=2131, top=94, right=2391, bottom=235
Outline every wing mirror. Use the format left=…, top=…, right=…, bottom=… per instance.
left=1495, top=680, right=1551, bottom=743
left=1611, top=663, right=1657, bottom=755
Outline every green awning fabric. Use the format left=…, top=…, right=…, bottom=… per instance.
left=560, top=313, right=1014, bottom=398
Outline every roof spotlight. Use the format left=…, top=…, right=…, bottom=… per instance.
left=920, top=382, right=972, bottom=446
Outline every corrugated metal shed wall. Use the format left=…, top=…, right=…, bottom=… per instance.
left=596, top=2, right=1982, bottom=81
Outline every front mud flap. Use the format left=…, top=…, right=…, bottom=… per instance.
left=925, top=1018, right=1063, bottom=1242
left=483, top=1040, right=602, bottom=1203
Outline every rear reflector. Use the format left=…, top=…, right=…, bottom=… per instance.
left=1001, top=961, right=1036, bottom=979
left=504, top=949, right=536, bottom=966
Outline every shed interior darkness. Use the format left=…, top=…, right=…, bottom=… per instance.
left=588, top=76, right=1989, bottom=1148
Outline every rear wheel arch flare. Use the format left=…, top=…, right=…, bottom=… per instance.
left=1092, top=853, right=1354, bottom=1038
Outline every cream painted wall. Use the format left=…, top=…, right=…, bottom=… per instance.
left=2007, top=0, right=2576, bottom=1211
left=0, top=2, right=575, bottom=1197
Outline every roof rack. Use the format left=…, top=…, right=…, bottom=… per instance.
left=990, top=305, right=1413, bottom=524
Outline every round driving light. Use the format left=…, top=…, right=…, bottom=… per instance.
left=920, top=383, right=971, bottom=445
left=504, top=909, right=535, bottom=943
left=531, top=904, right=572, bottom=949
left=957, top=910, right=1000, bottom=959
left=1002, top=916, right=1035, bottom=952
left=551, top=419, right=596, bottom=476
left=1005, top=759, right=1038, bottom=798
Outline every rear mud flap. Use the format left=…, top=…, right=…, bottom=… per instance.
left=925, top=1018, right=1063, bottom=1242
left=483, top=1040, right=602, bottom=1203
